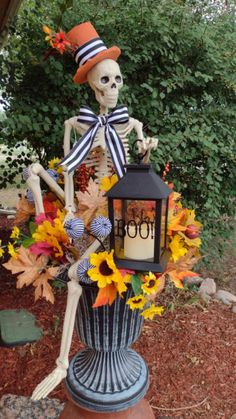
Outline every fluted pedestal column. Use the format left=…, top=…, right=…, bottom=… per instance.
left=62, top=284, right=152, bottom=414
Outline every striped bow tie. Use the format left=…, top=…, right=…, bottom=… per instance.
left=60, top=105, right=129, bottom=178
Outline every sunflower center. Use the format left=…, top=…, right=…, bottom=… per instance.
left=99, top=260, right=113, bottom=276
left=147, top=279, right=156, bottom=288
left=134, top=298, right=142, bottom=304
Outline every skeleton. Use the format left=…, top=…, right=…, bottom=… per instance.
left=31, top=59, right=158, bottom=400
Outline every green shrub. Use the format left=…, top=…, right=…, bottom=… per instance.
left=0, top=0, right=235, bottom=231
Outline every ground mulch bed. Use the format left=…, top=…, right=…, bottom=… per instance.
left=0, top=216, right=236, bottom=418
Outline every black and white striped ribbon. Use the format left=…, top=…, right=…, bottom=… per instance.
left=74, top=37, right=107, bottom=68
left=60, top=105, right=129, bottom=178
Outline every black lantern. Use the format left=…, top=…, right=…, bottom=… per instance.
left=107, top=164, right=172, bottom=272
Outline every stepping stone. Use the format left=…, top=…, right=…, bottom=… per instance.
left=0, top=394, right=64, bottom=419
left=0, top=309, right=42, bottom=346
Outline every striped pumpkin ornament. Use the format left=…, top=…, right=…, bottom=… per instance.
left=65, top=218, right=84, bottom=240
left=90, top=216, right=112, bottom=238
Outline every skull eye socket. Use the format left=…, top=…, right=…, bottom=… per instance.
left=101, top=76, right=109, bottom=84
left=115, top=75, right=122, bottom=83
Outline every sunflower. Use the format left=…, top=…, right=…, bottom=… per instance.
left=126, top=295, right=146, bottom=310
left=141, top=304, right=164, bottom=320
left=88, top=250, right=124, bottom=289
left=141, top=272, right=161, bottom=295
left=48, top=157, right=63, bottom=175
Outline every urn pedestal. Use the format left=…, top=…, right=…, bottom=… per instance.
left=60, top=285, right=154, bottom=418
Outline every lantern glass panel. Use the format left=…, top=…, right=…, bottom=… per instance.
left=113, top=199, right=157, bottom=262
left=161, top=198, right=168, bottom=253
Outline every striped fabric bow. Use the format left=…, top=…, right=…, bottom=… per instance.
left=60, top=105, right=129, bottom=178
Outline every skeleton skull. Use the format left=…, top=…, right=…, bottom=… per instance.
left=87, top=59, right=123, bottom=110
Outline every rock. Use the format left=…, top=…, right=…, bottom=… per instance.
left=183, top=276, right=203, bottom=286
left=198, top=278, right=216, bottom=297
left=214, top=290, right=236, bottom=306
left=232, top=305, right=236, bottom=314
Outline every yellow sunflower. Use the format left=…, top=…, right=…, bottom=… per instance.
left=141, top=304, right=164, bottom=320
left=48, top=157, right=63, bottom=175
left=88, top=250, right=123, bottom=289
left=141, top=272, right=161, bottom=295
left=126, top=294, right=146, bottom=310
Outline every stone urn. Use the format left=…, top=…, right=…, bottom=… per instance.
left=64, top=284, right=151, bottom=415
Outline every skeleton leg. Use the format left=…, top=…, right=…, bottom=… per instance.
left=31, top=238, right=102, bottom=400
left=27, top=163, right=65, bottom=215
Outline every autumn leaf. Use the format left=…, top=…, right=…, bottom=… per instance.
left=14, top=196, right=35, bottom=224
left=168, top=270, right=198, bottom=289
left=165, top=248, right=201, bottom=289
left=167, top=247, right=201, bottom=273
left=168, top=209, right=187, bottom=235
left=3, top=246, right=58, bottom=303
left=76, top=179, right=107, bottom=226
left=33, top=267, right=58, bottom=304
left=76, top=178, right=107, bottom=210
left=93, top=284, right=117, bottom=308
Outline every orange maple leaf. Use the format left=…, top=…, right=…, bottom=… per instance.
left=165, top=248, right=201, bottom=289
left=14, top=196, right=35, bottom=224
left=167, top=270, right=198, bottom=289
left=168, top=209, right=187, bottom=235
left=93, top=284, right=117, bottom=308
left=3, top=246, right=58, bottom=303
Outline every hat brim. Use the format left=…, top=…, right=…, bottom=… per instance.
left=73, top=46, right=121, bottom=85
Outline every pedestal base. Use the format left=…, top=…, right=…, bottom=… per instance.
left=66, top=348, right=149, bottom=412
left=59, top=397, right=155, bottom=419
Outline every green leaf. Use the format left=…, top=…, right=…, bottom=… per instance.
left=131, top=274, right=142, bottom=296
left=22, top=238, right=35, bottom=248
left=29, top=221, right=36, bottom=235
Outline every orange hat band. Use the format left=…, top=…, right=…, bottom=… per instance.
left=74, top=36, right=107, bottom=68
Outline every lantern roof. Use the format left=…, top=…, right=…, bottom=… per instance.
left=107, top=164, right=172, bottom=199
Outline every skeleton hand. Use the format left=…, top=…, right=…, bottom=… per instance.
left=31, top=365, right=67, bottom=400
left=137, top=136, right=158, bottom=163
left=139, top=136, right=159, bottom=152
left=63, top=205, right=76, bottom=226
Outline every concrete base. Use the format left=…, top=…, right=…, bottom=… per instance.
left=59, top=397, right=155, bottom=419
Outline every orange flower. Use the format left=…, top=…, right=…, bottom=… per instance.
left=54, top=32, right=70, bottom=54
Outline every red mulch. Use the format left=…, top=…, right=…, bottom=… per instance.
left=0, top=216, right=236, bottom=418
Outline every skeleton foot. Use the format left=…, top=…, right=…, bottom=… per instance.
left=31, top=366, right=67, bottom=400
left=31, top=280, right=82, bottom=400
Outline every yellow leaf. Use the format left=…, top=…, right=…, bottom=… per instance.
left=169, top=234, right=188, bottom=262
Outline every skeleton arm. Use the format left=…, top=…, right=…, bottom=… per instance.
left=31, top=238, right=102, bottom=400
left=131, top=118, right=158, bottom=163
left=63, top=118, right=77, bottom=214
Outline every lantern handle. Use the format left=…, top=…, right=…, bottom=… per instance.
left=130, top=139, right=148, bottom=164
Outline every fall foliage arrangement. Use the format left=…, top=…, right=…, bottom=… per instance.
left=1, top=159, right=202, bottom=319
